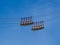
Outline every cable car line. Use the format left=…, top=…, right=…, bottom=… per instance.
left=0, top=15, right=60, bottom=24
left=0, top=15, right=52, bottom=19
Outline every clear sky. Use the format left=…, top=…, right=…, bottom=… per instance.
left=0, top=0, right=60, bottom=45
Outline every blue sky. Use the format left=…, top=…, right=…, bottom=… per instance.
left=0, top=0, right=60, bottom=45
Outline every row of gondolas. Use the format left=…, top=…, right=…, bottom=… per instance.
left=20, top=16, right=44, bottom=31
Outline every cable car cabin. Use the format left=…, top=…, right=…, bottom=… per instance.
left=20, top=20, right=33, bottom=26
left=32, top=25, right=44, bottom=30
left=32, top=21, right=44, bottom=30
left=20, top=16, right=33, bottom=26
